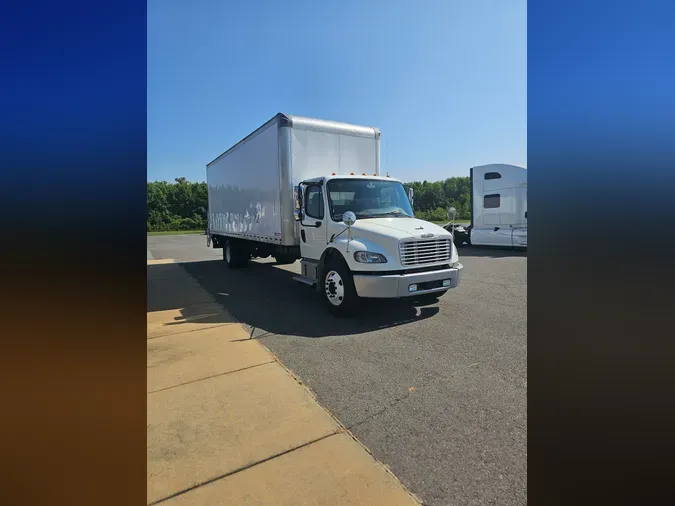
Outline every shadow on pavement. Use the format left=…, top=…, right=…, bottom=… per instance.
left=457, top=246, right=527, bottom=258
left=148, top=260, right=441, bottom=338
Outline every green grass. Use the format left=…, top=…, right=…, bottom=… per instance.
left=429, top=219, right=470, bottom=226
left=147, top=230, right=204, bottom=236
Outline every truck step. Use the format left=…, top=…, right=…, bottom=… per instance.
left=293, top=275, right=316, bottom=286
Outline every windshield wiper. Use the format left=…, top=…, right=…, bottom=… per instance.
left=374, top=211, right=411, bottom=218
left=339, top=211, right=411, bottom=220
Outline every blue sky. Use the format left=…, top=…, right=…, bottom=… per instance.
left=148, top=0, right=526, bottom=183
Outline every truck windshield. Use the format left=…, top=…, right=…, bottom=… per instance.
left=326, top=179, right=414, bottom=221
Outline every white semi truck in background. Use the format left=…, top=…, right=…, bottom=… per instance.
left=206, top=113, right=463, bottom=315
left=448, top=164, right=527, bottom=248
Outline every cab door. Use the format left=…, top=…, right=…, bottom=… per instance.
left=299, top=183, right=328, bottom=260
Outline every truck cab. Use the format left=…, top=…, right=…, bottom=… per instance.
left=450, top=164, right=527, bottom=249
left=295, top=174, right=463, bottom=315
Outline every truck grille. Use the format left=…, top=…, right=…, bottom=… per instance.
left=399, top=239, right=452, bottom=266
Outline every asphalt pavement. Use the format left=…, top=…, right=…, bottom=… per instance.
left=147, top=234, right=527, bottom=506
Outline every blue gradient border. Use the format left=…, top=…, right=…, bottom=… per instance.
left=529, top=1, right=674, bottom=504
left=1, top=2, right=147, bottom=506
left=1, top=1, right=674, bottom=505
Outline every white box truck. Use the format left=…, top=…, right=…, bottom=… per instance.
left=206, top=113, right=463, bottom=315
left=449, top=164, right=527, bottom=248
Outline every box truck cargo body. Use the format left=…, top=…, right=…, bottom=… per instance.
left=206, top=113, right=463, bottom=315
left=207, top=114, right=380, bottom=248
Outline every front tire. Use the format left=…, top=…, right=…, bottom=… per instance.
left=322, top=259, right=359, bottom=316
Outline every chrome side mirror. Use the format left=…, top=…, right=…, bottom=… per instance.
left=448, top=207, right=457, bottom=241
left=343, top=211, right=356, bottom=251
left=343, top=211, right=356, bottom=226
left=408, top=187, right=414, bottom=206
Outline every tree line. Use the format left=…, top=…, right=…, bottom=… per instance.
left=147, top=176, right=471, bottom=231
left=147, top=178, right=208, bottom=231
left=403, top=177, right=471, bottom=222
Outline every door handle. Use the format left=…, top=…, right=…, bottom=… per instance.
left=301, top=230, right=306, bottom=243
left=315, top=221, right=322, bottom=228
left=494, top=227, right=500, bottom=231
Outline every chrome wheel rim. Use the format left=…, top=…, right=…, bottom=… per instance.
left=324, top=270, right=345, bottom=306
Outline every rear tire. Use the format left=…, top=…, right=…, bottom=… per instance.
left=223, top=240, right=248, bottom=269
left=321, top=258, right=359, bottom=317
left=274, top=253, right=297, bottom=265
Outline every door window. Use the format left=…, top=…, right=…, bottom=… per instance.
left=305, top=186, right=324, bottom=219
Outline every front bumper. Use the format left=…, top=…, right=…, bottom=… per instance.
left=353, top=263, right=463, bottom=298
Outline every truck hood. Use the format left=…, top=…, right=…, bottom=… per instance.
left=349, top=217, right=453, bottom=241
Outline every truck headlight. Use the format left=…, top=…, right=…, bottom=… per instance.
left=353, top=251, right=388, bottom=263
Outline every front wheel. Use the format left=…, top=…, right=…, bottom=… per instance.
left=322, top=260, right=359, bottom=316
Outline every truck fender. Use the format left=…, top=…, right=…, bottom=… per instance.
left=316, top=247, right=347, bottom=293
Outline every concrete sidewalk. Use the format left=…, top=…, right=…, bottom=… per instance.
left=147, top=259, right=420, bottom=506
